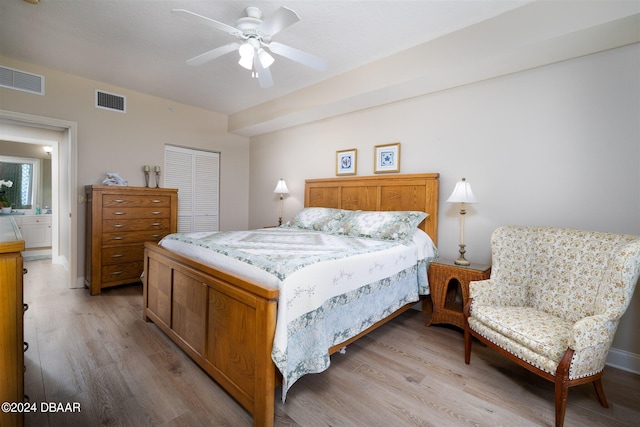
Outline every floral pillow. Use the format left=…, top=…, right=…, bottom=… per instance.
left=288, top=207, right=352, bottom=232
left=334, top=210, right=428, bottom=244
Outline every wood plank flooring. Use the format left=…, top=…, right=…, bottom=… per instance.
left=22, top=259, right=640, bottom=426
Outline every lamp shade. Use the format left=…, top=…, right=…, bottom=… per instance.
left=258, top=49, right=274, bottom=68
left=446, top=178, right=477, bottom=204
left=238, top=42, right=255, bottom=70
left=273, top=179, right=289, bottom=194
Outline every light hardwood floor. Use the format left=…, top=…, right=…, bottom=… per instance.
left=22, top=259, right=640, bottom=427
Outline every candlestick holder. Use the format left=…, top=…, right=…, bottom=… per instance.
left=155, top=171, right=160, bottom=188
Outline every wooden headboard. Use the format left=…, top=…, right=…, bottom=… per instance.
left=304, top=173, right=439, bottom=246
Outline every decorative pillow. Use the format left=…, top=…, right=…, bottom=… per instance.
left=288, top=207, right=352, bottom=232
left=334, top=210, right=428, bottom=244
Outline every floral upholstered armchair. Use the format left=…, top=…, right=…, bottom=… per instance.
left=463, top=226, right=640, bottom=427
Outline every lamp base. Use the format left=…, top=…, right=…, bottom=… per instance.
left=454, top=244, right=471, bottom=266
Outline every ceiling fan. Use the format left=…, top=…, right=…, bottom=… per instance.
left=173, top=6, right=327, bottom=88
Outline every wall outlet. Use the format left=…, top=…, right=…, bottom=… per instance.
left=78, top=194, right=85, bottom=204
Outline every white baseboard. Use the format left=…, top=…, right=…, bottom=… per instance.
left=74, top=275, right=85, bottom=289
left=606, top=347, right=640, bottom=375
left=22, top=248, right=52, bottom=259
left=52, top=254, right=69, bottom=271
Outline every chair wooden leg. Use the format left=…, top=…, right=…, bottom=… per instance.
left=592, top=378, right=609, bottom=408
left=554, top=349, right=574, bottom=427
left=554, top=376, right=569, bottom=427
left=464, top=327, right=472, bottom=364
left=463, top=299, right=472, bottom=364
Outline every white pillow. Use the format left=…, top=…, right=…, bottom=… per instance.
left=288, top=207, right=352, bottom=232
left=334, top=210, right=428, bottom=244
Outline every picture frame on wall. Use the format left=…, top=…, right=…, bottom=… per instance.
left=336, top=148, right=357, bottom=175
left=374, top=142, right=401, bottom=173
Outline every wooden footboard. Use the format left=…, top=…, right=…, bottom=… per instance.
left=142, top=242, right=279, bottom=427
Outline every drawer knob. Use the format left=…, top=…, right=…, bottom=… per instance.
left=151, top=222, right=161, bottom=226
left=151, top=199, right=162, bottom=203
left=111, top=237, right=124, bottom=240
left=113, top=212, right=126, bottom=215
left=110, top=254, right=124, bottom=258
left=152, top=234, right=162, bottom=238
left=110, top=271, right=124, bottom=276
left=113, top=199, right=125, bottom=203
left=151, top=211, right=162, bottom=215
left=113, top=224, right=124, bottom=228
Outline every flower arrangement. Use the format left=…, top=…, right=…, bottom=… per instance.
left=0, top=180, right=13, bottom=208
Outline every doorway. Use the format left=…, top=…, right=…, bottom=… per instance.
left=0, top=109, right=78, bottom=288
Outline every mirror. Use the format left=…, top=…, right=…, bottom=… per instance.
left=0, top=156, right=40, bottom=211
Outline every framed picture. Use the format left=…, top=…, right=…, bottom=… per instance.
left=336, top=148, right=357, bottom=175
left=374, top=142, right=401, bottom=173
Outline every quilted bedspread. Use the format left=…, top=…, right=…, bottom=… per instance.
left=160, top=228, right=437, bottom=398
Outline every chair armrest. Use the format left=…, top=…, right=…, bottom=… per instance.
left=569, top=314, right=618, bottom=351
left=568, top=314, right=619, bottom=377
left=469, top=279, right=527, bottom=307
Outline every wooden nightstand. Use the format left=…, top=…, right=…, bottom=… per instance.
left=426, top=258, right=491, bottom=329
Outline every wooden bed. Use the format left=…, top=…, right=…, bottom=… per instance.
left=142, top=173, right=439, bottom=427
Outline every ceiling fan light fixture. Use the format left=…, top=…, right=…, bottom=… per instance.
left=238, top=54, right=254, bottom=70
left=175, top=6, right=326, bottom=88
left=238, top=42, right=255, bottom=70
left=258, top=49, right=274, bottom=69
left=238, top=42, right=254, bottom=58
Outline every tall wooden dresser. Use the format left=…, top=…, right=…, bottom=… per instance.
left=0, top=217, right=26, bottom=427
left=85, top=186, right=178, bottom=295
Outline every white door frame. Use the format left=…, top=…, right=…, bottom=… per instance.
left=0, top=109, right=78, bottom=288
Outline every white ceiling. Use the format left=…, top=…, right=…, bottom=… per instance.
left=0, top=0, right=531, bottom=115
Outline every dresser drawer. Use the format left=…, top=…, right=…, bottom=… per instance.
left=103, top=218, right=170, bottom=232
left=102, top=194, right=171, bottom=208
left=101, top=261, right=144, bottom=284
left=103, top=207, right=172, bottom=219
left=102, top=230, right=168, bottom=245
left=101, top=245, right=145, bottom=265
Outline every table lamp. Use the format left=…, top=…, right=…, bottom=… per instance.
left=273, top=179, right=289, bottom=226
left=446, top=177, right=478, bottom=266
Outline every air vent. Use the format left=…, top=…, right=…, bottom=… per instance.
left=95, top=90, right=126, bottom=113
left=0, top=66, right=44, bottom=95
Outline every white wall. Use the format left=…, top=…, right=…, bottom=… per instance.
left=0, top=55, right=252, bottom=285
left=249, top=44, right=640, bottom=362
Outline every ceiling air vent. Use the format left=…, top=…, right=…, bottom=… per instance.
left=95, top=90, right=126, bottom=113
left=0, top=66, right=44, bottom=95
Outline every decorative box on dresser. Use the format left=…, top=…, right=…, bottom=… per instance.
left=426, top=258, right=491, bottom=329
left=85, top=186, right=178, bottom=295
left=0, top=217, right=27, bottom=427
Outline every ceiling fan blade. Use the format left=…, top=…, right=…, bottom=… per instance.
left=268, top=42, right=327, bottom=72
left=254, top=56, right=274, bottom=88
left=257, top=6, right=300, bottom=37
left=186, top=43, right=239, bottom=66
left=172, top=9, right=240, bottom=36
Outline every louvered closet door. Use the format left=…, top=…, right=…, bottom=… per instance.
left=165, top=145, right=219, bottom=233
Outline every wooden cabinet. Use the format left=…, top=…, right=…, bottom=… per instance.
left=0, top=217, right=26, bottom=427
left=426, top=258, right=491, bottom=329
left=14, top=215, right=52, bottom=248
left=85, top=186, right=178, bottom=295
